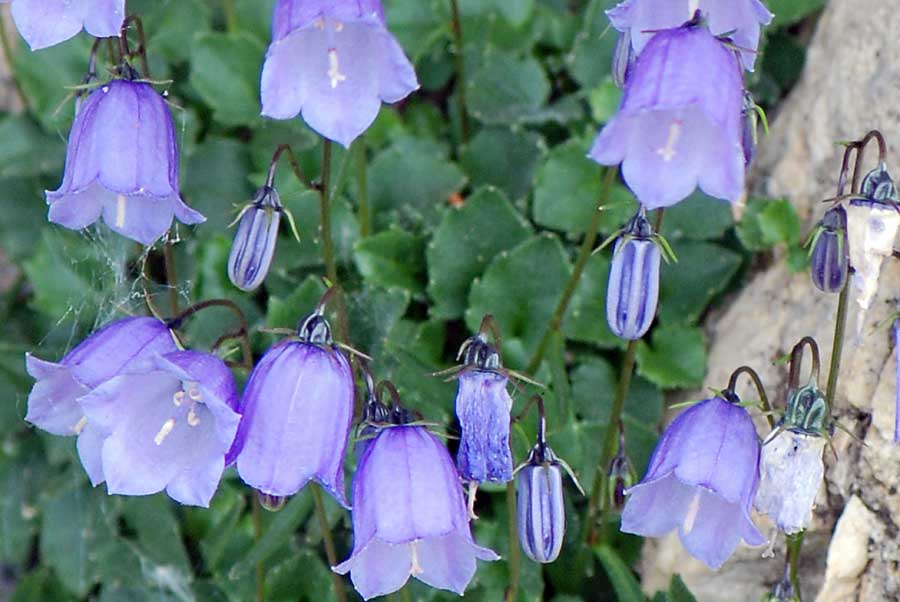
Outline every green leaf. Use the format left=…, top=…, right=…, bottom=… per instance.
left=737, top=197, right=801, bottom=251
left=466, top=234, right=571, bottom=368
left=588, top=77, right=622, bottom=124
left=533, top=141, right=636, bottom=236
left=11, top=567, right=76, bottom=602
left=133, top=0, right=213, bottom=65
left=353, top=227, right=426, bottom=294
left=595, top=545, right=646, bottom=602
left=0, top=116, right=64, bottom=178
left=12, top=35, right=90, bottom=130
left=567, top=0, right=616, bottom=88
left=120, top=495, right=191, bottom=574
left=562, top=254, right=622, bottom=349
left=189, top=31, right=265, bottom=127
left=368, top=137, right=467, bottom=228
left=659, top=241, right=743, bottom=324
left=383, top=0, right=447, bottom=63
left=427, top=187, right=533, bottom=319
left=265, top=550, right=336, bottom=602
left=661, top=192, right=734, bottom=241
left=346, top=286, right=411, bottom=358
left=467, top=50, right=551, bottom=125
left=668, top=575, right=698, bottom=602
left=636, top=324, right=708, bottom=389
left=182, top=136, right=254, bottom=235
left=460, top=127, right=546, bottom=201
left=766, top=0, right=824, bottom=26
left=266, top=276, right=327, bottom=330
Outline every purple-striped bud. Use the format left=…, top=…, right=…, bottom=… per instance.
left=517, top=459, right=565, bottom=564
left=611, top=30, right=634, bottom=88
left=228, top=186, right=282, bottom=292
left=606, top=213, right=661, bottom=340
left=810, top=206, right=849, bottom=294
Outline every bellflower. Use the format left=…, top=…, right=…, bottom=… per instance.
left=334, top=424, right=499, bottom=599
left=454, top=331, right=514, bottom=485
left=25, top=316, right=176, bottom=437
left=0, top=0, right=125, bottom=51
left=78, top=350, right=241, bottom=507
left=809, top=206, right=849, bottom=294
left=260, top=0, right=419, bottom=148
left=589, top=23, right=745, bottom=209
left=606, top=0, right=772, bottom=71
left=47, top=78, right=205, bottom=245
left=227, top=186, right=282, bottom=292
left=231, top=310, right=354, bottom=507
left=606, top=212, right=661, bottom=340
left=621, top=395, right=765, bottom=569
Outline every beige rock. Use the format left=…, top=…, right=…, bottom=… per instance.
left=638, top=0, right=900, bottom=599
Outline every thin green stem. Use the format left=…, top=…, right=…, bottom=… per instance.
left=824, top=277, right=850, bottom=417
left=448, top=0, right=471, bottom=144
left=312, top=484, right=347, bottom=602
left=505, top=481, right=521, bottom=602
left=221, top=0, right=238, bottom=32
left=584, top=339, right=637, bottom=544
left=526, top=168, right=617, bottom=374
left=356, top=137, right=371, bottom=237
left=786, top=531, right=805, bottom=601
left=319, top=139, right=351, bottom=345
left=252, top=495, right=265, bottom=602
left=0, top=10, right=27, bottom=112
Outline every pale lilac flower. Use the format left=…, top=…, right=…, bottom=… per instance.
left=0, top=0, right=125, bottom=51
left=755, top=430, right=826, bottom=535
left=47, top=78, right=204, bottom=245
left=589, top=23, right=745, bottom=209
left=230, top=312, right=354, bottom=506
left=260, top=0, right=419, bottom=147
left=621, top=396, right=765, bottom=569
left=607, top=0, right=773, bottom=71
left=78, top=350, right=241, bottom=507
left=334, top=424, right=499, bottom=599
left=25, top=316, right=176, bottom=437
left=454, top=332, right=513, bottom=484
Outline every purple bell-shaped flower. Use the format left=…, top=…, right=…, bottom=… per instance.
left=606, top=211, right=662, bottom=340
left=809, top=206, right=849, bottom=294
left=0, top=0, right=125, bottom=51
left=334, top=402, right=498, bottom=599
left=228, top=186, right=283, bottom=292
left=453, top=322, right=514, bottom=485
left=230, top=305, right=355, bottom=507
left=77, top=350, right=241, bottom=507
left=46, top=78, right=205, bottom=245
left=25, top=316, right=179, bottom=483
left=589, top=21, right=745, bottom=209
left=260, top=0, right=419, bottom=147
left=620, top=394, right=766, bottom=569
left=606, top=0, right=772, bottom=71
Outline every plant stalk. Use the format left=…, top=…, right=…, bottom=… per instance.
left=312, top=484, right=347, bottom=602
left=448, top=0, right=471, bottom=143
left=356, top=137, right=371, bottom=237
left=319, top=138, right=351, bottom=346
left=252, top=495, right=265, bottom=602
left=505, top=481, right=521, bottom=602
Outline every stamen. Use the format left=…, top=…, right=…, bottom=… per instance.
left=682, top=490, right=702, bottom=534
left=409, top=541, right=424, bottom=575
left=154, top=418, right=176, bottom=445
left=688, top=0, right=699, bottom=17
left=656, top=120, right=682, bottom=162
left=187, top=406, right=201, bottom=427
left=72, top=416, right=88, bottom=435
left=115, top=194, right=127, bottom=227
left=188, top=386, right=202, bottom=401
left=334, top=21, right=344, bottom=32
left=327, top=49, right=347, bottom=89
left=313, top=17, right=325, bottom=30
left=173, top=391, right=185, bottom=406
left=467, top=482, right=479, bottom=520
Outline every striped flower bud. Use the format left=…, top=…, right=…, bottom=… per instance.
left=606, top=213, right=661, bottom=340
left=517, top=460, right=565, bottom=564
left=227, top=186, right=282, bottom=292
left=809, top=206, right=849, bottom=294
left=611, top=30, right=634, bottom=88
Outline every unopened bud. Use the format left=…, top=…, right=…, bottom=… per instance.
left=228, top=186, right=282, bottom=292
left=517, top=461, right=565, bottom=564
left=810, top=206, right=849, bottom=294
left=606, top=214, right=661, bottom=340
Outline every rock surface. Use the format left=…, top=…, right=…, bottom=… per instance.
left=639, top=0, right=900, bottom=599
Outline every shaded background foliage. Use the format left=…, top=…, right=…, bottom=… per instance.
left=0, top=0, right=824, bottom=600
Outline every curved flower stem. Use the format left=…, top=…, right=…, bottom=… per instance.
left=312, top=484, right=347, bottom=602
left=356, top=137, right=371, bottom=237
left=584, top=339, right=637, bottom=545
left=526, top=168, right=617, bottom=374
left=727, top=365, right=775, bottom=428
left=786, top=531, right=805, bottom=601
left=319, top=138, right=351, bottom=345
left=824, top=284, right=850, bottom=417
left=167, top=298, right=253, bottom=370
left=504, top=481, right=521, bottom=602
left=268, top=144, right=315, bottom=191
left=448, top=0, right=471, bottom=144
left=252, top=495, right=265, bottom=602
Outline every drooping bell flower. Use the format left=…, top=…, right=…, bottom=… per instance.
left=25, top=316, right=179, bottom=483
left=228, top=186, right=283, bottom=292
left=809, top=206, right=849, bottom=294
left=515, top=399, right=583, bottom=564
left=606, top=211, right=662, bottom=340
left=334, top=414, right=499, bottom=599
left=620, top=394, right=766, bottom=569
left=846, top=163, right=900, bottom=338
left=260, top=0, right=419, bottom=148
left=606, top=0, right=773, bottom=71
left=453, top=325, right=514, bottom=486
left=589, top=22, right=745, bottom=209
left=77, top=350, right=241, bottom=507
left=755, top=382, right=829, bottom=535
left=46, top=78, right=205, bottom=245
left=0, top=0, right=125, bottom=51
left=230, top=307, right=354, bottom=507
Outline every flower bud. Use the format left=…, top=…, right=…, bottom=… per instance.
left=611, top=30, right=633, bottom=88
left=517, top=460, right=565, bottom=564
left=810, top=206, right=849, bottom=293
left=606, top=214, right=661, bottom=340
left=228, top=186, right=282, bottom=292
